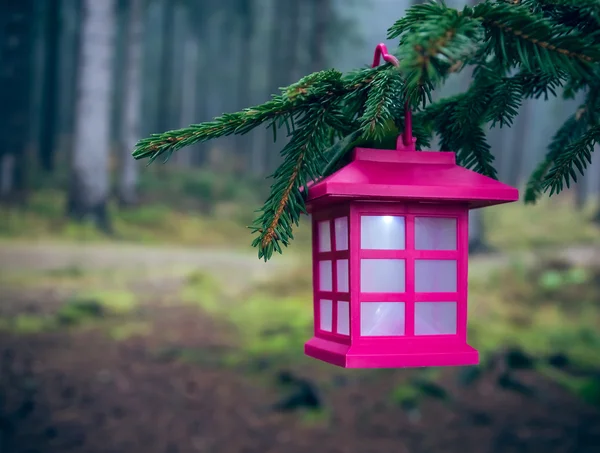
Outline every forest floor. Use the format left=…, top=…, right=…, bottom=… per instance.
left=1, top=242, right=600, bottom=453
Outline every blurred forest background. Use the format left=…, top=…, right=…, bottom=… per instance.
left=1, top=0, right=600, bottom=452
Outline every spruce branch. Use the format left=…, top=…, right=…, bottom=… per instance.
left=542, top=124, right=600, bottom=195
left=522, top=0, right=600, bottom=35
left=431, top=92, right=497, bottom=178
left=133, top=69, right=345, bottom=163
left=249, top=103, right=336, bottom=261
left=359, top=69, right=405, bottom=139
left=524, top=111, right=589, bottom=202
left=472, top=1, right=599, bottom=81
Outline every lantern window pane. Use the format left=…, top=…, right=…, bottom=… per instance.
left=361, top=302, right=405, bottom=336
left=361, top=215, right=405, bottom=250
left=337, top=301, right=350, bottom=335
left=415, top=302, right=457, bottom=335
left=334, top=217, right=349, bottom=251
left=415, top=260, right=457, bottom=292
left=318, top=221, right=331, bottom=252
left=319, top=260, right=332, bottom=291
left=319, top=299, right=332, bottom=332
left=336, top=259, right=349, bottom=292
left=361, top=259, right=405, bottom=293
left=415, top=217, right=457, bottom=250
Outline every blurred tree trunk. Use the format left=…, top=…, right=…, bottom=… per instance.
left=118, top=0, right=143, bottom=206
left=0, top=0, right=35, bottom=201
left=141, top=0, right=161, bottom=137
left=506, top=100, right=532, bottom=187
left=67, top=0, right=116, bottom=232
left=309, top=0, right=331, bottom=73
left=110, top=0, right=129, bottom=158
left=156, top=0, right=175, bottom=133
left=236, top=0, right=262, bottom=175
left=38, top=0, right=61, bottom=172
left=574, top=174, right=588, bottom=210
left=57, top=0, right=81, bottom=167
left=265, top=0, right=301, bottom=171
left=191, top=0, right=216, bottom=167
left=170, top=2, right=189, bottom=167
left=178, top=7, right=199, bottom=168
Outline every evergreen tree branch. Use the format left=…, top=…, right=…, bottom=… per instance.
left=132, top=68, right=384, bottom=163
left=425, top=87, right=497, bottom=178
left=524, top=108, right=590, bottom=202
left=542, top=123, right=600, bottom=195
left=472, top=1, right=599, bottom=81
left=522, top=0, right=600, bottom=35
left=390, top=2, right=483, bottom=106
left=359, top=69, right=405, bottom=139
left=249, top=103, right=335, bottom=261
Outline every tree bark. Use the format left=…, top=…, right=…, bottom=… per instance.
left=118, top=0, right=143, bottom=206
left=57, top=0, right=82, bottom=163
left=190, top=0, right=216, bottom=167
left=506, top=100, right=532, bottom=187
left=0, top=0, right=35, bottom=201
left=38, top=0, right=61, bottom=172
left=157, top=0, right=176, bottom=134
left=309, top=0, right=331, bottom=73
left=67, top=0, right=116, bottom=232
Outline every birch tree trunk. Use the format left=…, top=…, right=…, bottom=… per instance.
left=118, top=0, right=143, bottom=206
left=67, top=0, right=116, bottom=232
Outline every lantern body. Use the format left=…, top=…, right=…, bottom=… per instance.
left=304, top=147, right=519, bottom=368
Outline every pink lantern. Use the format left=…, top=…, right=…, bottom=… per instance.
left=303, top=44, right=519, bottom=369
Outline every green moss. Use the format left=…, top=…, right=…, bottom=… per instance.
left=391, top=384, right=421, bottom=407
left=299, top=408, right=331, bottom=427
left=55, top=290, right=138, bottom=327
left=12, top=315, right=53, bottom=333
left=108, top=322, right=152, bottom=341
left=181, top=271, right=223, bottom=312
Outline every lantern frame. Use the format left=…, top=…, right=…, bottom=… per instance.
left=302, top=43, right=518, bottom=368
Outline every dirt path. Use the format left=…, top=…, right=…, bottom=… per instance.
left=0, top=242, right=292, bottom=290
left=1, top=241, right=600, bottom=453
left=1, top=241, right=599, bottom=278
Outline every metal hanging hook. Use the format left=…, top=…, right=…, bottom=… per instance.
left=371, top=43, right=415, bottom=151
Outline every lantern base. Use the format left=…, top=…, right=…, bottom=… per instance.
left=305, top=337, right=479, bottom=368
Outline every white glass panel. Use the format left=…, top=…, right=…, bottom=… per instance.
left=361, top=302, right=405, bottom=336
left=415, top=217, right=457, bottom=250
left=415, top=302, right=457, bottom=335
left=361, top=216, right=405, bottom=250
left=415, top=260, right=457, bottom=292
left=361, top=259, right=405, bottom=293
left=318, top=221, right=331, bottom=252
left=334, top=217, right=348, bottom=251
left=337, top=301, right=350, bottom=335
left=319, top=261, right=332, bottom=291
left=337, top=259, right=349, bottom=292
left=319, top=299, right=332, bottom=332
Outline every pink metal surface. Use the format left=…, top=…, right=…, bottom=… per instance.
left=307, top=147, right=519, bottom=208
left=306, top=201, right=476, bottom=368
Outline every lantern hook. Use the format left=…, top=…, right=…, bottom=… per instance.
left=371, top=43, right=415, bottom=152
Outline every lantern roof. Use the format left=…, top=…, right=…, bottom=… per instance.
left=306, top=147, right=519, bottom=209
